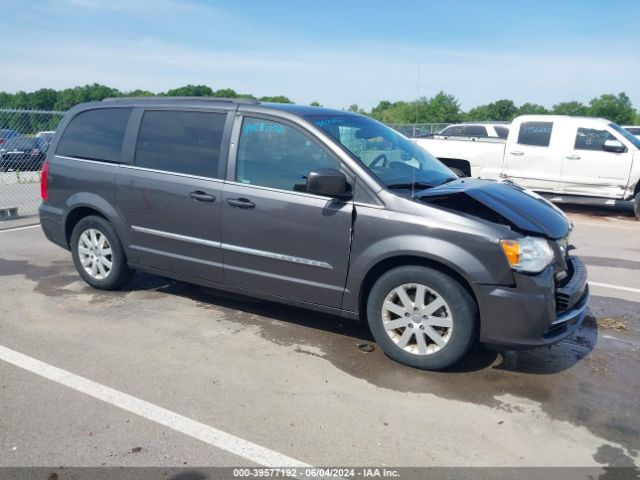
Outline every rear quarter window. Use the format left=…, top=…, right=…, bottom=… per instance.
left=440, top=126, right=465, bottom=136
left=494, top=126, right=509, bottom=139
left=464, top=125, right=488, bottom=137
left=56, top=108, right=132, bottom=162
left=517, top=121, right=553, bottom=147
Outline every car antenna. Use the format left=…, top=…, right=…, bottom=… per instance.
left=411, top=159, right=416, bottom=199
left=412, top=62, right=419, bottom=199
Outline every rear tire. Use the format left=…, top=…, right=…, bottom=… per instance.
left=70, top=215, right=133, bottom=290
left=366, top=266, right=478, bottom=370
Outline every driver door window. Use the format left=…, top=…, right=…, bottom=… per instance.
left=560, top=126, right=632, bottom=197
left=574, top=128, right=615, bottom=151
left=236, top=117, right=338, bottom=192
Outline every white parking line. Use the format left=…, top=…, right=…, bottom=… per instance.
left=0, top=224, right=40, bottom=233
left=589, top=282, right=640, bottom=294
left=0, top=345, right=309, bottom=468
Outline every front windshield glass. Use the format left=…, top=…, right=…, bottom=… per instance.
left=610, top=123, right=640, bottom=149
left=307, top=114, right=455, bottom=188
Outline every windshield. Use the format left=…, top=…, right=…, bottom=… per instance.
left=307, top=114, right=455, bottom=188
left=610, top=123, right=640, bottom=149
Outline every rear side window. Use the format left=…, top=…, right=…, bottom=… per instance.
left=494, top=126, right=509, bottom=139
left=574, top=128, right=615, bottom=151
left=464, top=125, right=488, bottom=137
left=518, top=121, right=553, bottom=147
left=440, top=126, right=465, bottom=136
left=135, top=110, right=227, bottom=178
left=57, top=108, right=132, bottom=162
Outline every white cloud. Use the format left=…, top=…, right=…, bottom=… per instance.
left=2, top=22, right=639, bottom=110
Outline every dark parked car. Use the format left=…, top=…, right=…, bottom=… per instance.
left=39, top=98, right=589, bottom=370
left=0, top=128, right=20, bottom=145
left=0, top=136, right=48, bottom=171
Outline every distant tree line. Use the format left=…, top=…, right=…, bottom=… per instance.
left=0, top=83, right=295, bottom=112
left=353, top=91, right=639, bottom=126
left=0, top=84, right=638, bottom=133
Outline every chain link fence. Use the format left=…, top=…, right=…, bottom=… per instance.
left=387, top=123, right=450, bottom=138
left=0, top=109, right=65, bottom=218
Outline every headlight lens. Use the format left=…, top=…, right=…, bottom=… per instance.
left=500, top=236, right=554, bottom=273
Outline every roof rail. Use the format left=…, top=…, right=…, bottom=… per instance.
left=101, top=96, right=260, bottom=104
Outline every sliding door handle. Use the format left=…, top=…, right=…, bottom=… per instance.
left=189, top=191, right=216, bottom=202
left=509, top=151, right=524, bottom=156
left=227, top=198, right=256, bottom=209
left=565, top=155, right=581, bottom=160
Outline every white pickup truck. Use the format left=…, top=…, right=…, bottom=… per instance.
left=415, top=115, right=640, bottom=219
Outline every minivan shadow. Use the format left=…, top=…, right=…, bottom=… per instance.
left=127, top=272, right=597, bottom=376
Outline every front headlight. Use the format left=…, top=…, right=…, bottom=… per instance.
left=500, top=236, right=554, bottom=273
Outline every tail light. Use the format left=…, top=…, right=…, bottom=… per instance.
left=40, top=162, right=49, bottom=201
left=0, top=138, right=5, bottom=145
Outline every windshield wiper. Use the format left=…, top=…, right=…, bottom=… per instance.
left=439, top=176, right=458, bottom=185
left=387, top=181, right=438, bottom=190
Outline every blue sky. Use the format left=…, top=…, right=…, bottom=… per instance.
left=1, top=0, right=639, bottom=110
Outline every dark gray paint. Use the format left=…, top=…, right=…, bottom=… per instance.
left=40, top=97, right=588, bottom=349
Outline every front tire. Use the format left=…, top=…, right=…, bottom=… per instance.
left=366, top=266, right=478, bottom=370
left=634, top=193, right=640, bottom=221
left=70, top=215, right=133, bottom=290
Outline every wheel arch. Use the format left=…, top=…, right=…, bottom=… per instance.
left=64, top=206, right=107, bottom=246
left=63, top=193, right=130, bottom=251
left=357, top=255, right=479, bottom=324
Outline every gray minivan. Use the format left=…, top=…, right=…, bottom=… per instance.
left=39, top=97, right=589, bottom=370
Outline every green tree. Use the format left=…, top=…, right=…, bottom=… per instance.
left=258, top=95, right=293, bottom=103
left=551, top=101, right=588, bottom=116
left=212, top=88, right=238, bottom=98
left=370, top=100, right=417, bottom=123
left=0, top=92, right=12, bottom=108
left=165, top=84, right=214, bottom=96
left=310, top=100, right=322, bottom=107
left=370, top=100, right=392, bottom=120
left=465, top=99, right=517, bottom=121
left=423, top=91, right=462, bottom=123
left=53, top=84, right=121, bottom=110
left=588, top=92, right=635, bottom=124
left=517, top=102, right=548, bottom=116
left=124, top=89, right=155, bottom=97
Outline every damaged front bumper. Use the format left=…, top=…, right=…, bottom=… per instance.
left=474, top=256, right=589, bottom=350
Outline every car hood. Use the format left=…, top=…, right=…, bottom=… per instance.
left=416, top=178, right=571, bottom=239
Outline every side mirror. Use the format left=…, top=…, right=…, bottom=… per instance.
left=603, top=139, right=626, bottom=153
left=306, top=168, right=352, bottom=198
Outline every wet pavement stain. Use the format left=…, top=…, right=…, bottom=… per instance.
left=2, top=258, right=639, bottom=455
left=148, top=277, right=640, bottom=453
left=593, top=445, right=639, bottom=479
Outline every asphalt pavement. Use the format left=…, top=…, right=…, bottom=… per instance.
left=0, top=206, right=638, bottom=471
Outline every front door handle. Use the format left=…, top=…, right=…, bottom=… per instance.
left=565, top=155, right=581, bottom=160
left=189, top=191, right=216, bottom=202
left=227, top=197, right=256, bottom=209
left=510, top=151, right=524, bottom=156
